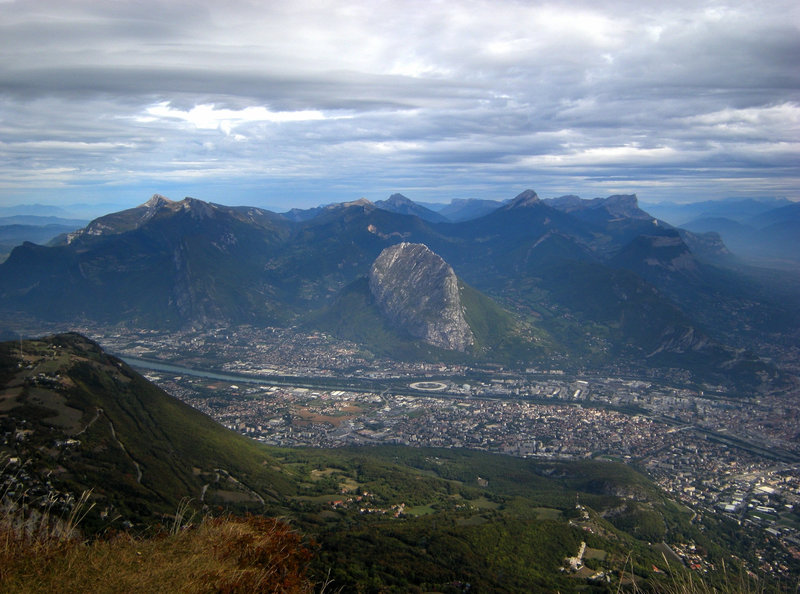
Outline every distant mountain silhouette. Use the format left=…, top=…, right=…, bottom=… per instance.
left=374, top=194, right=449, bottom=223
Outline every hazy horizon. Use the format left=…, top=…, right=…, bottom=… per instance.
left=1, top=190, right=796, bottom=222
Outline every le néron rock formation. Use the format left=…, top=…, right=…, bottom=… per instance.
left=0, top=190, right=797, bottom=391
left=369, top=243, right=474, bottom=352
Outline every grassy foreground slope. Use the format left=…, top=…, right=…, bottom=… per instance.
left=0, top=514, right=316, bottom=593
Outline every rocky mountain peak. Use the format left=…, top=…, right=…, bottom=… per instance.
left=602, top=194, right=651, bottom=220
left=386, top=193, right=412, bottom=205
left=369, top=243, right=474, bottom=351
left=341, top=198, right=373, bottom=208
left=180, top=197, right=217, bottom=219
left=506, top=189, right=540, bottom=209
left=137, top=194, right=182, bottom=224
left=375, top=194, right=448, bottom=223
left=142, top=194, right=174, bottom=209
left=322, top=198, right=375, bottom=215
left=67, top=195, right=219, bottom=244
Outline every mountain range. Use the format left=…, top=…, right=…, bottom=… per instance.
left=0, top=215, right=87, bottom=263
left=679, top=202, right=800, bottom=269
left=0, top=190, right=797, bottom=392
left=641, top=198, right=799, bottom=268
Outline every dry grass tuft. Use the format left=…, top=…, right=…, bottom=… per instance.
left=194, top=515, right=316, bottom=593
left=1, top=509, right=316, bottom=593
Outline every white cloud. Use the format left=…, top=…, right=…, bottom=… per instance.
left=522, top=146, right=683, bottom=168
left=140, top=102, right=331, bottom=134
left=682, top=103, right=800, bottom=133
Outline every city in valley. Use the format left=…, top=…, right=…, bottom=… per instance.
left=39, top=323, right=800, bottom=577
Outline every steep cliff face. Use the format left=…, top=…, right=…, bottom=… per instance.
left=369, top=243, right=474, bottom=351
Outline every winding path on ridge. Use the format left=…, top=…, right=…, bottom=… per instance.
left=75, top=407, right=102, bottom=436
left=107, top=416, right=143, bottom=484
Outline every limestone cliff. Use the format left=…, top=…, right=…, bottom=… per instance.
left=369, top=243, right=474, bottom=351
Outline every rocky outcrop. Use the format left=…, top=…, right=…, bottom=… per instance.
left=67, top=195, right=216, bottom=244
left=601, top=194, right=651, bottom=220
left=502, top=189, right=540, bottom=210
left=369, top=243, right=474, bottom=351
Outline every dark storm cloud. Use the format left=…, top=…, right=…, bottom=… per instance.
left=0, top=0, right=798, bottom=209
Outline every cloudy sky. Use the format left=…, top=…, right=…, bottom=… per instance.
left=1, top=0, right=798, bottom=213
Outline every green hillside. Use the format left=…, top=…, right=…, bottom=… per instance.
left=266, top=446, right=773, bottom=592
left=0, top=333, right=293, bottom=526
